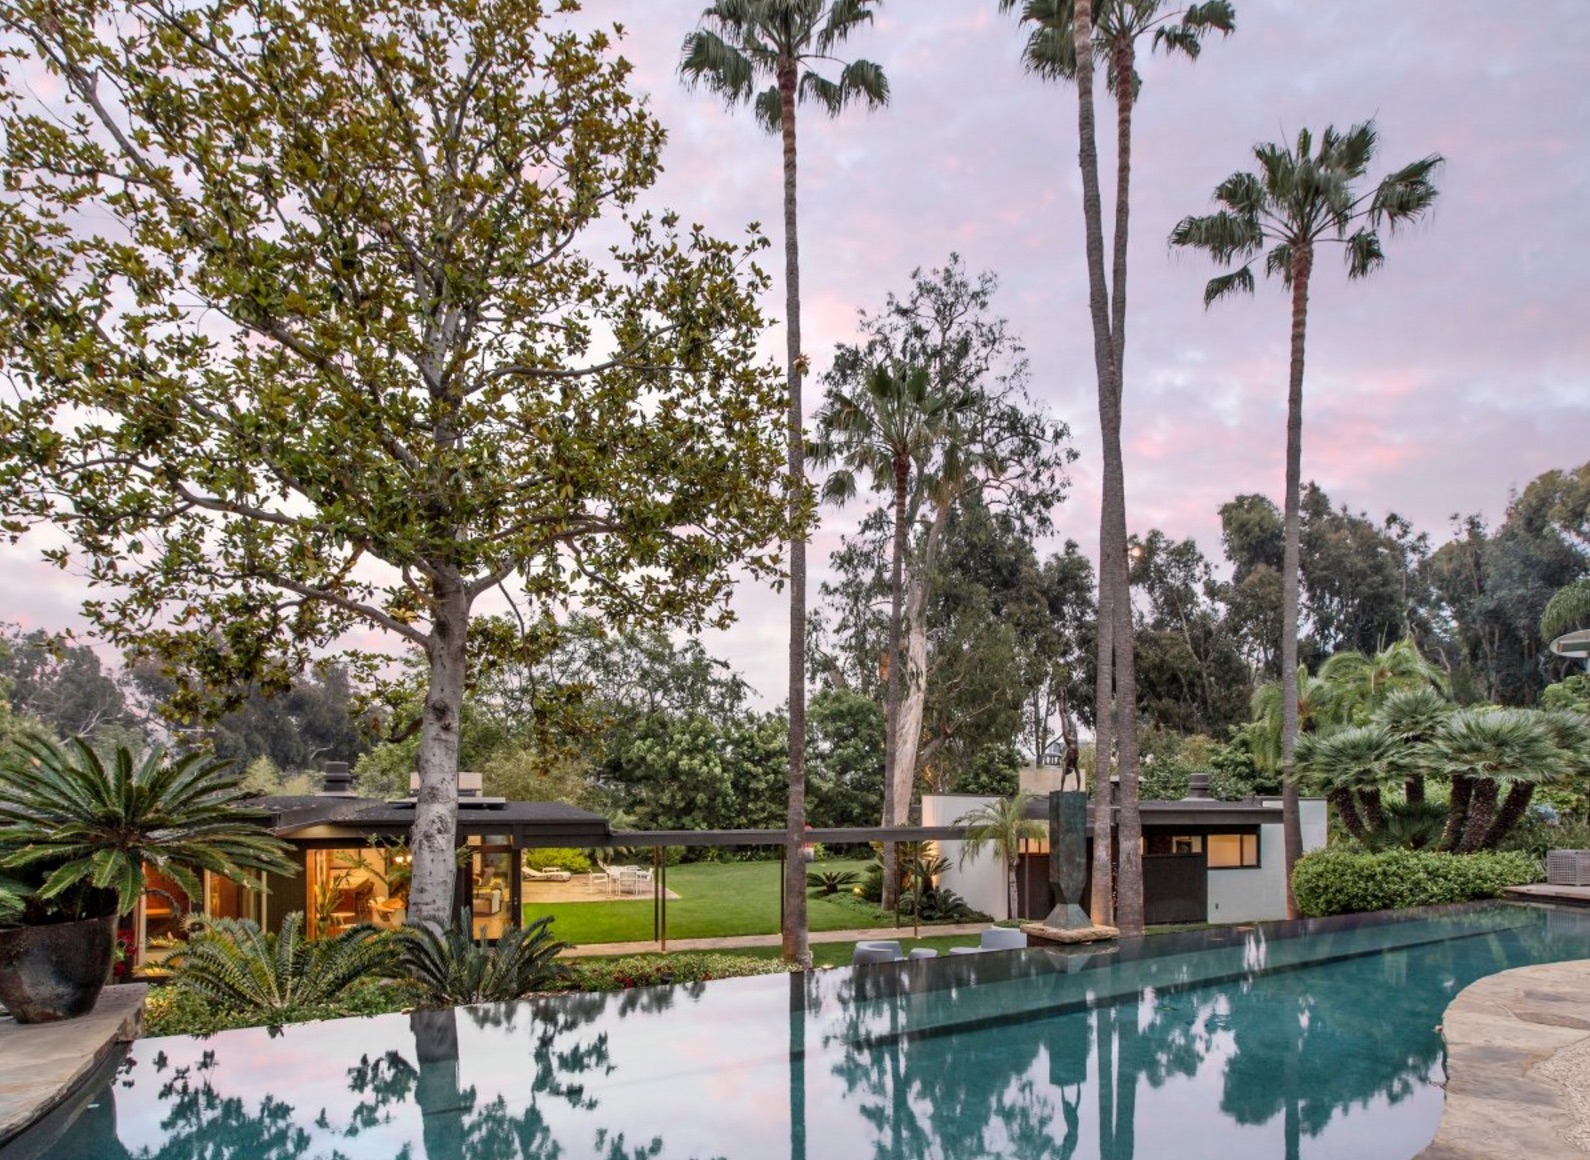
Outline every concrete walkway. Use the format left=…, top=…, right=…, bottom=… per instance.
left=560, top=922, right=995, bottom=958
left=0, top=983, right=145, bottom=1148
left=1421, top=960, right=1590, bottom=1158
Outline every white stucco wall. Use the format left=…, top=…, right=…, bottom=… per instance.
left=921, top=795, right=1010, bottom=921
left=1210, top=798, right=1329, bottom=923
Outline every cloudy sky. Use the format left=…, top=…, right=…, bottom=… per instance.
left=4, top=1, right=1587, bottom=709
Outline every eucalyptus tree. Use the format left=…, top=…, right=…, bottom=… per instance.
left=0, top=0, right=791, bottom=925
left=680, top=0, right=888, bottom=966
left=1171, top=122, right=1441, bottom=914
left=1001, top=0, right=1234, bottom=936
left=813, top=362, right=970, bottom=907
left=817, top=259, right=1073, bottom=906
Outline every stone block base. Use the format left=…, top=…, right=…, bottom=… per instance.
left=1021, top=922, right=1120, bottom=945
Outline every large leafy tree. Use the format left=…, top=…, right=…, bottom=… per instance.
left=0, top=0, right=790, bottom=924
left=680, top=0, right=887, bottom=967
left=1002, top=0, right=1234, bottom=936
left=1171, top=121, right=1441, bottom=915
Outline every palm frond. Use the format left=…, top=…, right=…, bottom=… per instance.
left=1371, top=155, right=1444, bottom=227
left=817, top=0, right=881, bottom=53
left=1542, top=580, right=1590, bottom=641
left=679, top=30, right=759, bottom=105
left=1202, top=267, right=1254, bottom=307
left=1343, top=227, right=1385, bottom=279
left=753, top=85, right=782, bottom=132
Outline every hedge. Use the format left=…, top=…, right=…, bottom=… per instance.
left=1291, top=848, right=1541, bottom=918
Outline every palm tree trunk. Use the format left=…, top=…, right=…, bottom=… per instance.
left=1440, top=774, right=1473, bottom=852
left=881, top=457, right=909, bottom=911
left=1482, top=782, right=1534, bottom=850
left=1105, top=28, right=1144, bottom=940
left=1072, top=0, right=1116, bottom=932
left=1326, top=787, right=1365, bottom=842
left=1405, top=774, right=1426, bottom=806
left=1357, top=787, right=1385, bottom=835
left=1279, top=244, right=1314, bottom=918
left=777, top=57, right=810, bottom=968
left=1458, top=779, right=1500, bottom=854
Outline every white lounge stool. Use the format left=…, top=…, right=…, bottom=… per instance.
left=980, top=927, right=1027, bottom=951
left=852, top=940, right=905, bottom=966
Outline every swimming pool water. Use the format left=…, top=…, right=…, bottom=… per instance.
left=15, top=902, right=1590, bottom=1160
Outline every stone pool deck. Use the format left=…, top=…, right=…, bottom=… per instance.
left=0, top=983, right=145, bottom=1147
left=1421, top=961, right=1590, bottom=1158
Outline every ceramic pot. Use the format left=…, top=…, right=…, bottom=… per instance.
left=0, top=913, right=119, bottom=1023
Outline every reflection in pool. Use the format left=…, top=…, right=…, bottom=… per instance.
left=19, top=902, right=1589, bottom=1160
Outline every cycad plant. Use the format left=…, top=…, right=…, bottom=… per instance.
left=168, top=912, right=394, bottom=1021
left=1372, top=685, right=1453, bottom=805
left=0, top=736, right=297, bottom=923
left=1295, top=725, right=1405, bottom=842
left=395, top=909, right=569, bottom=1006
left=1425, top=709, right=1563, bottom=853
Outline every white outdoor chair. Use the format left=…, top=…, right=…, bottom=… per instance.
left=852, top=940, right=905, bottom=966
left=980, top=927, right=1027, bottom=951
left=368, top=899, right=406, bottom=930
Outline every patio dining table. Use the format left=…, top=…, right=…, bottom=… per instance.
left=604, top=865, right=648, bottom=895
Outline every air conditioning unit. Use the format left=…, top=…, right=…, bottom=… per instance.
left=1546, top=850, right=1590, bottom=887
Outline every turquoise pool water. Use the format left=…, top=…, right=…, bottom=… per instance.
left=15, top=902, right=1590, bottom=1160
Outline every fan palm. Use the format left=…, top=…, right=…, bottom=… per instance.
left=167, top=912, right=394, bottom=1020
left=955, top=794, right=1044, bottom=920
left=1295, top=724, right=1406, bottom=842
left=1372, top=685, right=1452, bottom=805
left=0, top=736, right=297, bottom=921
left=1542, top=580, right=1590, bottom=643
left=1171, top=122, right=1442, bottom=911
left=813, top=361, right=972, bottom=908
left=1001, top=0, right=1233, bottom=937
left=1424, top=709, right=1561, bottom=852
left=680, top=0, right=887, bottom=968
left=1318, top=639, right=1447, bottom=725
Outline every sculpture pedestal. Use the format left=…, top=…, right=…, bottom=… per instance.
left=1022, top=922, right=1120, bottom=945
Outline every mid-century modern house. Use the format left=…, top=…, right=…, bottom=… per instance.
left=128, top=763, right=613, bottom=962
left=925, top=775, right=1328, bottom=925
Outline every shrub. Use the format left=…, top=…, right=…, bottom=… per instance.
left=566, top=953, right=793, bottom=992
left=897, top=886, right=989, bottom=924
left=395, top=909, right=569, bottom=1005
left=1292, top=848, right=1541, bottom=918
left=523, top=847, right=593, bottom=874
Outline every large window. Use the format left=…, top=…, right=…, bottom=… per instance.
left=1207, top=833, right=1260, bottom=869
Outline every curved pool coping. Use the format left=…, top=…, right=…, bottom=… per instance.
left=1420, top=959, right=1590, bottom=1158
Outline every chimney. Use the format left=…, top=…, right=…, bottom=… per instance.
left=1185, top=773, right=1212, bottom=800
left=320, top=761, right=355, bottom=796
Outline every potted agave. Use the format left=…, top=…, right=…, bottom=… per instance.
left=0, top=735, right=297, bottom=1023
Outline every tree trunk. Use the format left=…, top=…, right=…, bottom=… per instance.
left=1007, top=857, right=1019, bottom=922
left=1440, top=775, right=1473, bottom=851
left=880, top=456, right=909, bottom=911
left=1405, top=774, right=1425, bottom=806
left=1482, top=782, right=1535, bottom=850
left=1326, top=787, right=1365, bottom=842
left=778, top=57, right=810, bottom=968
left=1458, top=779, right=1500, bottom=854
left=407, top=577, right=468, bottom=926
left=891, top=566, right=931, bottom=830
left=1279, top=245, right=1314, bottom=918
left=1071, top=0, right=1116, bottom=931
left=1357, top=787, right=1385, bottom=835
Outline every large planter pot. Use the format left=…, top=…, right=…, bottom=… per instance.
left=0, top=913, right=119, bottom=1023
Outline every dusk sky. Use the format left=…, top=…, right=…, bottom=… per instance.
left=3, top=1, right=1587, bottom=710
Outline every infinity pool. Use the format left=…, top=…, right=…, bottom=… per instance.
left=13, top=902, right=1589, bottom=1160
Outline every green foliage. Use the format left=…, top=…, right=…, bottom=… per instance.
left=395, top=910, right=569, bottom=1006
left=1137, top=730, right=1223, bottom=800
left=525, top=848, right=593, bottom=874
left=0, top=736, right=297, bottom=921
left=167, top=913, right=396, bottom=1021
left=144, top=976, right=406, bottom=1037
left=897, top=885, right=989, bottom=924
left=0, top=626, right=141, bottom=749
left=1291, top=849, right=1539, bottom=918
left=807, top=688, right=885, bottom=828
left=565, top=953, right=793, bottom=993
left=806, top=868, right=861, bottom=896
left=955, top=745, right=1022, bottom=797
left=1543, top=675, right=1590, bottom=715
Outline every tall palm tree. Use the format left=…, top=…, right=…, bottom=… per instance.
left=1171, top=122, right=1441, bottom=914
left=681, top=1, right=888, bottom=967
left=813, top=363, right=971, bottom=909
left=1002, top=0, right=1233, bottom=937
left=955, top=794, right=1045, bottom=921
left=1318, top=639, right=1448, bottom=727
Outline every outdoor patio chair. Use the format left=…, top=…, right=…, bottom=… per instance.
left=852, top=940, right=905, bottom=966
left=623, top=868, right=654, bottom=895
left=523, top=866, right=573, bottom=883
left=907, top=948, right=938, bottom=960
left=980, top=927, right=1027, bottom=951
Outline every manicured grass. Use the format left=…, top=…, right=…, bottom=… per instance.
left=730, top=934, right=977, bottom=968
left=526, top=859, right=891, bottom=945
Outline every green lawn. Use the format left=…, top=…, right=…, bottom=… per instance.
left=526, top=859, right=893, bottom=944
